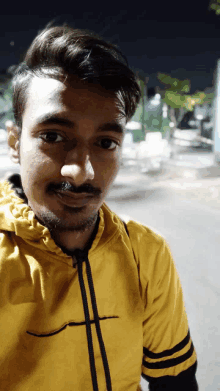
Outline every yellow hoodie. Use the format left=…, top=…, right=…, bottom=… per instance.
left=0, top=175, right=197, bottom=391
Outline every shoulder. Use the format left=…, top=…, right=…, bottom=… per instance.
left=125, top=218, right=168, bottom=255
left=106, top=207, right=173, bottom=271
left=122, top=218, right=176, bottom=288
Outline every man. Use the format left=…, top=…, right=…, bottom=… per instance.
left=0, top=24, right=198, bottom=390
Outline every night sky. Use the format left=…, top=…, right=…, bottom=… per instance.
left=0, top=1, right=220, bottom=93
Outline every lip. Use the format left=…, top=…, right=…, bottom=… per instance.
left=54, top=190, right=94, bottom=207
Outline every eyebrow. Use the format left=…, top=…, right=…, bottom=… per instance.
left=35, top=113, right=125, bottom=134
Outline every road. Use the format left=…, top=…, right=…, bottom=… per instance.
left=0, top=132, right=219, bottom=390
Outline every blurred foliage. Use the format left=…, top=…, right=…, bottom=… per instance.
left=157, top=72, right=208, bottom=112
left=131, top=71, right=215, bottom=140
left=157, top=73, right=191, bottom=94
left=209, top=0, right=220, bottom=15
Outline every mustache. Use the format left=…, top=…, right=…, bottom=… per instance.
left=48, top=182, right=101, bottom=196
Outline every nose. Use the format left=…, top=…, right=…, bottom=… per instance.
left=61, top=154, right=95, bottom=186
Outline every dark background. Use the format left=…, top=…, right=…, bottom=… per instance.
left=0, top=1, right=219, bottom=93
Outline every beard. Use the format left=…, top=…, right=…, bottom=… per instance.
left=34, top=207, right=99, bottom=257
left=34, top=206, right=98, bottom=234
left=31, top=180, right=101, bottom=234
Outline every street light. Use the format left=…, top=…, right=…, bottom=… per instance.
left=151, top=93, right=161, bottom=106
left=125, top=121, right=142, bottom=130
left=162, top=103, right=168, bottom=118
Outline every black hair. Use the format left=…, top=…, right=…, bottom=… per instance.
left=12, top=24, right=141, bottom=134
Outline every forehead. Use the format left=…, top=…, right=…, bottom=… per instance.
left=24, top=76, right=125, bottom=124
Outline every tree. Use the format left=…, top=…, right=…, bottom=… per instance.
left=132, top=74, right=168, bottom=136
left=156, top=72, right=213, bottom=138
left=209, top=0, right=220, bottom=15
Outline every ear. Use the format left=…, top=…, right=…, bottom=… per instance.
left=7, top=123, right=21, bottom=164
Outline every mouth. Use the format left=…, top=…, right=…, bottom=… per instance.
left=54, top=190, right=94, bottom=207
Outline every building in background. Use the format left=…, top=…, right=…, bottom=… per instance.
left=213, top=59, right=220, bottom=162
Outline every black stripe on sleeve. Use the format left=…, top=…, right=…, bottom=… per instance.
left=143, top=341, right=194, bottom=370
left=142, top=361, right=198, bottom=391
left=143, top=329, right=190, bottom=359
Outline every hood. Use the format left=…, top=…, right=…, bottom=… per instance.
left=0, top=173, right=127, bottom=391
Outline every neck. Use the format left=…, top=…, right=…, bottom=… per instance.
left=50, top=213, right=99, bottom=255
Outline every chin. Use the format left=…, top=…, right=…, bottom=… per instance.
left=35, top=206, right=98, bottom=233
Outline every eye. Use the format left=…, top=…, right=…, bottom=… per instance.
left=40, top=132, right=64, bottom=143
left=98, top=138, right=119, bottom=150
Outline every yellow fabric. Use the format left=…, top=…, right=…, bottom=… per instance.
left=0, top=180, right=197, bottom=390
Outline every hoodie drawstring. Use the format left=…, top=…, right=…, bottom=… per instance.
left=74, top=249, right=112, bottom=391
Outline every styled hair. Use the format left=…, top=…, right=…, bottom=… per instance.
left=12, top=24, right=141, bottom=132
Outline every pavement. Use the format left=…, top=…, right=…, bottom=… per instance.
left=160, top=150, right=220, bottom=180
left=114, top=150, right=220, bottom=212
left=123, top=149, right=220, bottom=178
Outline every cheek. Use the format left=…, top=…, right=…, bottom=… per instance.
left=97, top=157, right=120, bottom=186
left=20, top=145, right=61, bottom=186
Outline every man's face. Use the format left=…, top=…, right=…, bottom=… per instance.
left=18, top=75, right=126, bottom=233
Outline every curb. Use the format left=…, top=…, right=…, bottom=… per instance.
left=160, top=163, right=220, bottom=180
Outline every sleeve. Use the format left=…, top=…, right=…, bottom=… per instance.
left=140, top=237, right=198, bottom=391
